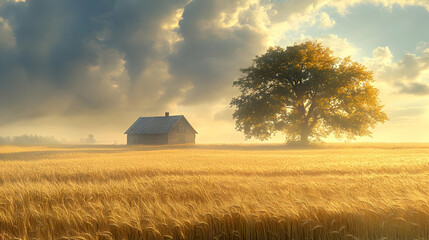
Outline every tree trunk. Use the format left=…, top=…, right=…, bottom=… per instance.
left=297, top=101, right=311, bottom=145
left=300, top=123, right=310, bottom=145
left=300, top=132, right=309, bottom=145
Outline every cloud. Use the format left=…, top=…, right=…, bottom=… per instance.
left=294, top=34, right=359, bottom=59
left=0, top=0, right=190, bottom=125
left=0, top=0, right=274, bottom=127
left=0, top=17, right=15, bottom=49
left=396, top=82, right=429, bottom=95
left=265, top=0, right=429, bottom=47
left=319, top=12, right=336, bottom=28
left=328, top=0, right=429, bottom=14
left=364, top=46, right=429, bottom=95
left=317, top=34, right=358, bottom=58
left=166, top=0, right=269, bottom=105
left=369, top=46, right=394, bottom=66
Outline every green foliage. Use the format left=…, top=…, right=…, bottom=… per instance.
left=231, top=41, right=388, bottom=143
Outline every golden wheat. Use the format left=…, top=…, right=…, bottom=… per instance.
left=0, top=144, right=428, bottom=239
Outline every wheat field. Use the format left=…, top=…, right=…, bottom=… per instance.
left=0, top=144, right=428, bottom=239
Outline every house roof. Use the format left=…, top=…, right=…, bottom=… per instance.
left=124, top=115, right=197, bottom=135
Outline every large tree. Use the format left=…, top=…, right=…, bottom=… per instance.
left=231, top=41, right=388, bottom=144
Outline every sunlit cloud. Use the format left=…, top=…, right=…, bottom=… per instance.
left=318, top=12, right=336, bottom=28
left=364, top=46, right=429, bottom=95
left=0, top=17, right=15, bottom=49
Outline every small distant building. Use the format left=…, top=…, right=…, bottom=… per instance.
left=124, top=112, right=197, bottom=145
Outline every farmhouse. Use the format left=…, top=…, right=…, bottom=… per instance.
left=124, top=112, right=197, bottom=145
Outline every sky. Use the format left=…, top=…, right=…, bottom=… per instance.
left=0, top=0, right=428, bottom=144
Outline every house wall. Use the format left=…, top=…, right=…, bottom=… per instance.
left=168, top=118, right=196, bottom=144
left=127, top=134, right=168, bottom=145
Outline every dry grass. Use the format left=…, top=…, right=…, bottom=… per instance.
left=0, top=144, right=428, bottom=239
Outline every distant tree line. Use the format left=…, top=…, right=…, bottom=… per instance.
left=80, top=134, right=96, bottom=144
left=0, top=135, right=60, bottom=145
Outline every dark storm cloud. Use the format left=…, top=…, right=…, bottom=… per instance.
left=0, top=0, right=124, bottom=123
left=0, top=0, right=270, bottom=126
left=104, top=0, right=188, bottom=79
left=166, top=0, right=267, bottom=105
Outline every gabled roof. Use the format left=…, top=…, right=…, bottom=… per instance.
left=124, top=115, right=197, bottom=135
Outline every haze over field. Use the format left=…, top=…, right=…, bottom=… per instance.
left=0, top=0, right=428, bottom=143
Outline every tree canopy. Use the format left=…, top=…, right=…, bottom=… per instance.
left=230, top=41, right=388, bottom=144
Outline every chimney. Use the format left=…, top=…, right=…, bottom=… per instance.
left=165, top=112, right=169, bottom=117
